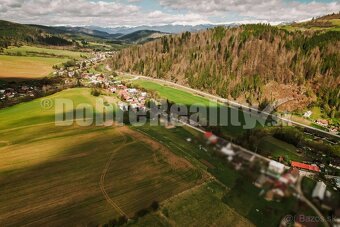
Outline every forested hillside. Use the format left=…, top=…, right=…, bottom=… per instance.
left=0, top=20, right=72, bottom=48
left=111, top=24, right=340, bottom=117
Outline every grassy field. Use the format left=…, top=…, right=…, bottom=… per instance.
left=129, top=181, right=254, bottom=227
left=4, top=45, right=87, bottom=59
left=310, top=106, right=323, bottom=120
left=0, top=55, right=68, bottom=79
left=0, top=45, right=88, bottom=79
left=104, top=139, right=204, bottom=217
left=258, top=136, right=304, bottom=162
left=132, top=80, right=212, bottom=106
left=223, top=179, right=299, bottom=227
left=0, top=88, right=204, bottom=226
left=132, top=79, right=268, bottom=137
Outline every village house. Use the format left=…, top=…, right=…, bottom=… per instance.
left=303, top=111, right=312, bottom=118
left=109, top=87, right=117, bottom=93
left=204, top=132, right=218, bottom=144
left=312, top=181, right=327, bottom=201
left=267, top=160, right=285, bottom=178
left=316, top=119, right=329, bottom=127
left=220, top=143, right=235, bottom=161
left=279, top=168, right=300, bottom=185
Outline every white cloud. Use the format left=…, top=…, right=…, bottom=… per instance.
left=0, top=0, right=210, bottom=26
left=0, top=0, right=339, bottom=26
left=160, top=0, right=340, bottom=22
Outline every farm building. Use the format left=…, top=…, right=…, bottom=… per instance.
left=291, top=161, right=320, bottom=172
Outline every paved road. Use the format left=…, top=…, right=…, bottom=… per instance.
left=120, top=72, right=340, bottom=140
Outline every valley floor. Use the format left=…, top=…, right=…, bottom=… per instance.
left=0, top=88, right=251, bottom=226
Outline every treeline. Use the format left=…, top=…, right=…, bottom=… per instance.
left=111, top=24, right=340, bottom=117
left=0, top=35, right=72, bottom=48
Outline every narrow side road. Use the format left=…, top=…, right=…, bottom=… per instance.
left=296, top=176, right=330, bottom=227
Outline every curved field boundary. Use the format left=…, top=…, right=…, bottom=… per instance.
left=99, top=130, right=130, bottom=218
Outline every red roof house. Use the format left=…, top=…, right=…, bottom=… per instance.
left=204, top=132, right=218, bottom=144
left=291, top=161, right=320, bottom=172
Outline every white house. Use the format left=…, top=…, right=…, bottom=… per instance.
left=312, top=181, right=327, bottom=201
left=268, top=161, right=285, bottom=176
left=221, top=143, right=235, bottom=157
left=127, top=88, right=137, bottom=94
left=303, top=111, right=312, bottom=118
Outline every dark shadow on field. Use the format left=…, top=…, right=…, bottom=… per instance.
left=0, top=125, right=125, bottom=226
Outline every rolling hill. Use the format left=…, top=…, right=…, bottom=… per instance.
left=0, top=20, right=168, bottom=48
left=117, top=30, right=168, bottom=44
left=0, top=20, right=72, bottom=47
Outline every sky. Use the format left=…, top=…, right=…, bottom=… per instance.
left=0, top=0, right=339, bottom=27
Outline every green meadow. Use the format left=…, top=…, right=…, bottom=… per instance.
left=132, top=80, right=212, bottom=106
left=129, top=181, right=254, bottom=227
left=0, top=45, right=88, bottom=79
left=4, top=45, right=88, bottom=59
left=258, top=136, right=304, bottom=162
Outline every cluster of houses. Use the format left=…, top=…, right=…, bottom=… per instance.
left=256, top=161, right=300, bottom=201
left=79, top=71, right=149, bottom=112
left=82, top=73, right=111, bottom=86
left=117, top=86, right=148, bottom=111
left=54, top=52, right=114, bottom=78
left=204, top=130, right=340, bottom=226
left=0, top=85, right=36, bottom=101
left=203, top=131, right=302, bottom=201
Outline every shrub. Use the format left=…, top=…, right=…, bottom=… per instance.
left=91, top=88, right=101, bottom=97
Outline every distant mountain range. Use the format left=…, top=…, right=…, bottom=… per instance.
left=84, top=24, right=238, bottom=35
left=30, top=24, right=169, bottom=44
